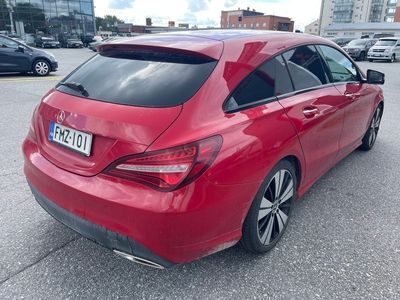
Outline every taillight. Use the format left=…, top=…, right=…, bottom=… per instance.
left=28, top=106, right=38, bottom=142
left=104, top=136, right=222, bottom=191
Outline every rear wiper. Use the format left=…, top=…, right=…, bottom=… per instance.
left=58, top=82, right=89, bottom=97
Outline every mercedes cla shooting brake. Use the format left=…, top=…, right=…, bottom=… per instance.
left=23, top=30, right=385, bottom=268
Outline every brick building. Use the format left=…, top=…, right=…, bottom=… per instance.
left=396, top=0, right=400, bottom=22
left=220, top=8, right=294, bottom=32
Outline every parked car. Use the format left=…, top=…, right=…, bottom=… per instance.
left=342, top=38, right=376, bottom=61
left=330, top=37, right=355, bottom=47
left=62, top=39, right=84, bottom=48
left=0, top=34, right=58, bottom=76
left=23, top=30, right=385, bottom=268
left=35, top=37, right=60, bottom=48
left=368, top=37, right=400, bottom=62
left=88, top=37, right=125, bottom=52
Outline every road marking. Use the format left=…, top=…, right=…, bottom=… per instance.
left=0, top=76, right=64, bottom=83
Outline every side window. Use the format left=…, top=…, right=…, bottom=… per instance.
left=0, top=37, right=18, bottom=49
left=319, top=45, right=358, bottom=83
left=282, top=45, right=328, bottom=91
left=225, top=55, right=294, bottom=111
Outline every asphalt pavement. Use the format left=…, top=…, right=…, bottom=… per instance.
left=0, top=48, right=399, bottom=299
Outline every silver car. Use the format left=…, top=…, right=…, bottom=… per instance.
left=368, top=38, right=400, bottom=63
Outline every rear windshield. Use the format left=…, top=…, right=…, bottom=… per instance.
left=56, top=50, right=217, bottom=107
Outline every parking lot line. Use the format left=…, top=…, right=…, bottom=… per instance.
left=0, top=76, right=63, bottom=83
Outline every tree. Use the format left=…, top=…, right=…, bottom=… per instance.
left=96, top=15, right=124, bottom=31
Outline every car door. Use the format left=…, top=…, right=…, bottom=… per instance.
left=318, top=45, right=375, bottom=157
left=0, top=36, right=30, bottom=72
left=277, top=45, right=346, bottom=186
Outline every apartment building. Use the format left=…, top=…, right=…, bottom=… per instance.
left=319, top=0, right=400, bottom=36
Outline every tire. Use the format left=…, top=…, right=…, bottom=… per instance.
left=359, top=105, right=383, bottom=151
left=368, top=59, right=373, bottom=62
left=390, top=54, right=395, bottom=63
left=241, top=160, right=297, bottom=253
left=358, top=52, right=365, bottom=61
left=32, top=59, right=51, bottom=76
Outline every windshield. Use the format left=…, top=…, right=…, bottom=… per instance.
left=346, top=40, right=367, bottom=47
left=375, top=40, right=397, bottom=46
left=56, top=50, right=217, bottom=107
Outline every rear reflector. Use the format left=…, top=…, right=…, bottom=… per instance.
left=104, top=136, right=222, bottom=191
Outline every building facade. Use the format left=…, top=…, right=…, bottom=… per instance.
left=221, top=8, right=294, bottom=32
left=324, top=22, right=400, bottom=38
left=319, top=0, right=400, bottom=37
left=394, top=0, right=400, bottom=22
left=305, top=19, right=320, bottom=35
left=0, top=0, right=95, bottom=37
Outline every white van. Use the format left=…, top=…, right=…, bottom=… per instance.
left=368, top=38, right=400, bottom=63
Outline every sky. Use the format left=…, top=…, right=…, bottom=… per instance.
left=93, top=0, right=322, bottom=31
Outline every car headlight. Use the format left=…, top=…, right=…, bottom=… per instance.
left=385, top=49, right=390, bottom=53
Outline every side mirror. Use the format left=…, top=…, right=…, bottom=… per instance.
left=366, top=69, right=385, bottom=85
left=17, top=45, right=25, bottom=53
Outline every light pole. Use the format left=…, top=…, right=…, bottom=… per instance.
left=5, top=0, right=15, bottom=35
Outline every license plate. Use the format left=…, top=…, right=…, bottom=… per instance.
left=48, top=122, right=92, bottom=156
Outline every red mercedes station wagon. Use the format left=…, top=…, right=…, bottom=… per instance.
left=23, top=30, right=385, bottom=268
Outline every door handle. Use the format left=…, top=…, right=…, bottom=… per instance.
left=344, top=92, right=355, bottom=99
left=303, top=106, right=319, bottom=118
left=345, top=92, right=361, bottom=100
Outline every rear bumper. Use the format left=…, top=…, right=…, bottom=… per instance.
left=29, top=183, right=175, bottom=268
left=23, top=137, right=249, bottom=264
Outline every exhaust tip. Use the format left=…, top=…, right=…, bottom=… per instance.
left=113, top=250, right=165, bottom=269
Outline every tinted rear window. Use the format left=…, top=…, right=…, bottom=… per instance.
left=56, top=50, right=217, bottom=107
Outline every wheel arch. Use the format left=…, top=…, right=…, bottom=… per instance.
left=31, top=57, right=52, bottom=72
left=282, top=155, right=302, bottom=190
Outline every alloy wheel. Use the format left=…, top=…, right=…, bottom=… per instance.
left=34, top=61, right=49, bottom=76
left=257, top=169, right=294, bottom=246
left=368, top=107, right=382, bottom=148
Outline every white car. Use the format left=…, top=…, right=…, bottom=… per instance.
left=368, top=38, right=400, bottom=63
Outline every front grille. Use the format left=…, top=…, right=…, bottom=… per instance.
left=373, top=49, right=385, bottom=53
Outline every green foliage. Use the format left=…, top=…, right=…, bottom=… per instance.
left=96, top=15, right=125, bottom=31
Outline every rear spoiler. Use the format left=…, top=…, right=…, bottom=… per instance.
left=98, top=40, right=223, bottom=61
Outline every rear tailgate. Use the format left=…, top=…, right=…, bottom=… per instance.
left=34, top=35, right=223, bottom=177
left=35, top=91, right=182, bottom=176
